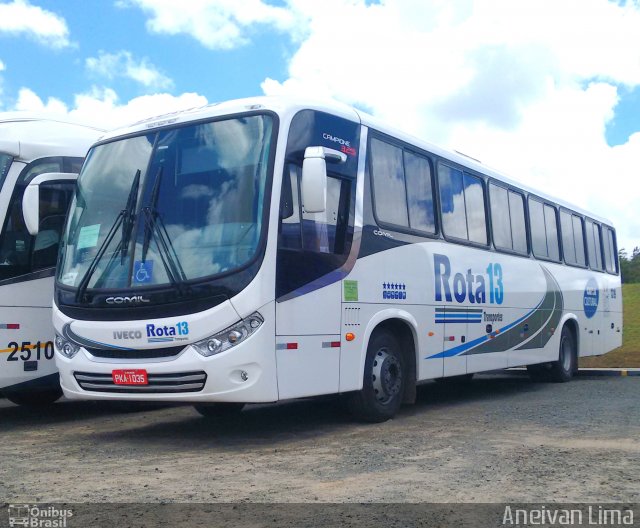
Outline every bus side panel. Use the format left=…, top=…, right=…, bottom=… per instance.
left=338, top=243, right=444, bottom=391
left=0, top=277, right=57, bottom=390
left=275, top=281, right=342, bottom=399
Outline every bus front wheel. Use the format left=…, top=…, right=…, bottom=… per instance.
left=349, top=329, right=405, bottom=423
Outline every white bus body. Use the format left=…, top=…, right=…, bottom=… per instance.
left=52, top=97, right=622, bottom=421
left=0, top=116, right=103, bottom=405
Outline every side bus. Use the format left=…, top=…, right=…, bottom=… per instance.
left=48, top=97, right=622, bottom=422
left=0, top=115, right=104, bottom=406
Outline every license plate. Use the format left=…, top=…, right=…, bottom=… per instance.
left=112, top=369, right=148, bottom=385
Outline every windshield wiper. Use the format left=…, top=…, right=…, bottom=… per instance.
left=120, top=168, right=141, bottom=264
left=141, top=166, right=188, bottom=293
left=74, top=169, right=141, bottom=303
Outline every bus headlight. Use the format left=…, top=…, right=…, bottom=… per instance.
left=55, top=333, right=80, bottom=359
left=193, top=312, right=264, bottom=357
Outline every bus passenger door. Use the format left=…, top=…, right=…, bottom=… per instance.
left=275, top=164, right=355, bottom=399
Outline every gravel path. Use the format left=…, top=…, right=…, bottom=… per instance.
left=1, top=374, right=638, bottom=504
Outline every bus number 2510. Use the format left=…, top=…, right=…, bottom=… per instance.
left=5, top=341, right=55, bottom=361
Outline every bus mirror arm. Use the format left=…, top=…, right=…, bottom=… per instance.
left=301, top=147, right=345, bottom=214
left=22, top=172, right=78, bottom=236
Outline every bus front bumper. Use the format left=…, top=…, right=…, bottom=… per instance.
left=56, top=338, right=279, bottom=403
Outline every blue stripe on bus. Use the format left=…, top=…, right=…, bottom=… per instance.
left=426, top=296, right=545, bottom=359
left=436, top=314, right=482, bottom=317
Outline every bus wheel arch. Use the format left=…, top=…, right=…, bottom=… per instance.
left=528, top=318, right=578, bottom=383
left=562, top=317, right=579, bottom=367
left=349, top=315, right=418, bottom=422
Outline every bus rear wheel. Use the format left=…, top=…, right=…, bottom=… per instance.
left=194, top=402, right=245, bottom=418
left=527, top=326, right=576, bottom=383
left=348, top=329, right=405, bottom=423
left=4, top=387, right=62, bottom=407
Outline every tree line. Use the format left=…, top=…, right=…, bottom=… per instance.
left=619, top=247, right=640, bottom=283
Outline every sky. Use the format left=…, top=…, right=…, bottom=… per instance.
left=0, top=0, right=639, bottom=253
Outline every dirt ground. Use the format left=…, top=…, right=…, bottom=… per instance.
left=0, top=374, right=638, bottom=505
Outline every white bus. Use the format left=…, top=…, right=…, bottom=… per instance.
left=0, top=115, right=103, bottom=405
left=48, top=97, right=622, bottom=422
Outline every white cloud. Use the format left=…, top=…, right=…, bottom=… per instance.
left=0, top=0, right=71, bottom=48
left=86, top=51, right=174, bottom=90
left=117, top=0, right=300, bottom=49
left=263, top=0, right=640, bottom=252
left=11, top=86, right=208, bottom=130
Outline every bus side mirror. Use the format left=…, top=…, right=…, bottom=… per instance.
left=22, top=172, right=78, bottom=236
left=301, top=146, right=347, bottom=214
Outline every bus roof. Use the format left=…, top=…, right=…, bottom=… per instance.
left=98, top=96, right=614, bottom=227
left=0, top=113, right=105, bottom=162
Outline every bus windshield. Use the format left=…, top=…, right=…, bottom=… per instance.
left=58, top=114, right=274, bottom=292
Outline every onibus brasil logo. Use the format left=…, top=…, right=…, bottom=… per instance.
left=8, top=504, right=73, bottom=527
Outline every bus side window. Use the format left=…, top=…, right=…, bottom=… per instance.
left=31, top=181, right=76, bottom=271
left=586, top=220, right=603, bottom=271
left=278, top=164, right=351, bottom=256
left=278, top=165, right=302, bottom=250
left=439, top=164, right=487, bottom=245
left=302, top=175, right=348, bottom=254
left=603, top=226, right=618, bottom=274
left=0, top=157, right=80, bottom=280
left=276, top=163, right=354, bottom=297
left=544, top=204, right=560, bottom=261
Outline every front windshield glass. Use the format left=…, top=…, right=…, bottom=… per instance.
left=58, top=114, right=273, bottom=291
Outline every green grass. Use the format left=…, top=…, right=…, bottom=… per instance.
left=581, top=283, right=640, bottom=368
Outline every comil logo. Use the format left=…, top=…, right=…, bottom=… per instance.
left=105, top=295, right=150, bottom=305
left=8, top=504, right=73, bottom=527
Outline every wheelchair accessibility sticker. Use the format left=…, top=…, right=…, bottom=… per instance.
left=133, top=260, right=153, bottom=284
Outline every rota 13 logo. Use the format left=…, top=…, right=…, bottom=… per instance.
left=434, top=254, right=504, bottom=304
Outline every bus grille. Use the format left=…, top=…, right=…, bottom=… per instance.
left=85, top=345, right=186, bottom=359
left=74, top=371, right=207, bottom=393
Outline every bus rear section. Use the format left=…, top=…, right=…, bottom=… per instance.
left=0, top=116, right=103, bottom=405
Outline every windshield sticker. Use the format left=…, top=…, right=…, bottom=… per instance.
left=77, top=224, right=100, bottom=249
left=133, top=260, right=154, bottom=284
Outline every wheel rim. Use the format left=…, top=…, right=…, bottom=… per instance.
left=561, top=336, right=572, bottom=372
left=371, top=348, right=402, bottom=405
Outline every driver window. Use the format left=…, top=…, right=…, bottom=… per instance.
left=31, top=182, right=76, bottom=271
left=276, top=163, right=354, bottom=297
left=279, top=164, right=351, bottom=256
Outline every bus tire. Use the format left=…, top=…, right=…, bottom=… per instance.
left=194, top=402, right=245, bottom=418
left=348, top=329, right=405, bottom=423
left=548, top=326, right=577, bottom=382
left=526, top=363, right=546, bottom=382
left=4, top=387, right=62, bottom=407
left=527, top=326, right=576, bottom=383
